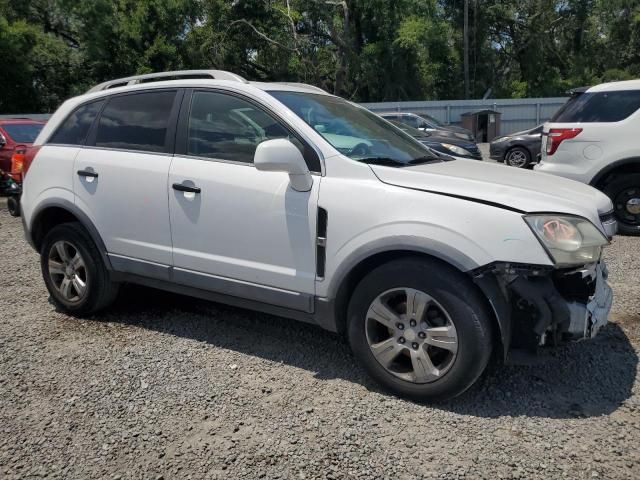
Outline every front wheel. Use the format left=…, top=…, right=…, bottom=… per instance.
left=347, top=258, right=494, bottom=402
left=603, top=173, right=640, bottom=236
left=504, top=147, right=531, bottom=168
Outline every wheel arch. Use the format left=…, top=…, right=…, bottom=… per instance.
left=590, top=157, right=640, bottom=190
left=29, top=199, right=112, bottom=270
left=326, top=247, right=505, bottom=358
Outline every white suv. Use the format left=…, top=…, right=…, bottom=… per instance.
left=535, top=80, right=640, bottom=235
left=22, top=70, right=616, bottom=401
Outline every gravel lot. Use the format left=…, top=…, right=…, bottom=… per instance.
left=1, top=205, right=639, bottom=479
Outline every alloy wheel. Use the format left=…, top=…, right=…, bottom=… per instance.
left=365, top=288, right=458, bottom=384
left=47, top=240, right=88, bottom=303
left=505, top=149, right=528, bottom=168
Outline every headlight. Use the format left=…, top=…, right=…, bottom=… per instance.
left=524, top=215, right=609, bottom=266
left=492, top=136, right=508, bottom=143
left=441, top=143, right=472, bottom=157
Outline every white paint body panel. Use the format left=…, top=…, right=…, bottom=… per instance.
left=73, top=148, right=173, bottom=264
left=372, top=160, right=612, bottom=230
left=21, top=145, right=79, bottom=229
left=168, top=157, right=318, bottom=294
left=313, top=161, right=552, bottom=298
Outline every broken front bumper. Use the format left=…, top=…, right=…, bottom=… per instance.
left=474, top=261, right=613, bottom=355
left=565, top=262, right=613, bottom=340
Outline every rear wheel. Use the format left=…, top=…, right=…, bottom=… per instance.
left=603, top=174, right=640, bottom=236
left=504, top=147, right=531, bottom=168
left=40, top=222, right=119, bottom=315
left=347, top=258, right=494, bottom=401
left=7, top=196, right=20, bottom=217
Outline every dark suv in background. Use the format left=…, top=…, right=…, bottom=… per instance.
left=388, top=120, right=482, bottom=160
left=489, top=125, right=543, bottom=168
left=379, top=112, right=474, bottom=141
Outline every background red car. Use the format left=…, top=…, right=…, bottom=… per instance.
left=0, top=119, right=46, bottom=182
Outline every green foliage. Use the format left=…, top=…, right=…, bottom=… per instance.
left=1, top=0, right=640, bottom=112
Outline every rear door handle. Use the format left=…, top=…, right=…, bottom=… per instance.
left=77, top=169, right=99, bottom=178
left=172, top=183, right=201, bottom=194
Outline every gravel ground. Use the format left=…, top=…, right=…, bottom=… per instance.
left=1, top=206, right=639, bottom=480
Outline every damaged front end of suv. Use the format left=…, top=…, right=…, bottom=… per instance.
left=474, top=214, right=614, bottom=360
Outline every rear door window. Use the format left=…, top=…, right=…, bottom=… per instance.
left=552, top=90, right=640, bottom=123
left=94, top=91, right=177, bottom=152
left=49, top=101, right=104, bottom=145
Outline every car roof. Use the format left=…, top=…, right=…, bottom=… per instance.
left=71, top=78, right=335, bottom=110
left=84, top=69, right=333, bottom=98
left=588, top=80, right=640, bottom=93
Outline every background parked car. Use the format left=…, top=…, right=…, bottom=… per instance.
left=388, top=120, right=482, bottom=160
left=0, top=119, right=46, bottom=181
left=379, top=112, right=475, bottom=141
left=535, top=80, right=640, bottom=236
left=489, top=125, right=543, bottom=168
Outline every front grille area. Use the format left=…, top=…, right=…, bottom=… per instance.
left=599, top=211, right=616, bottom=224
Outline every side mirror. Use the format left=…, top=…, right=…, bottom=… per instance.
left=0, top=133, right=6, bottom=148
left=254, top=138, right=313, bottom=192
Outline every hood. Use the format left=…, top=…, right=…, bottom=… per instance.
left=370, top=160, right=613, bottom=227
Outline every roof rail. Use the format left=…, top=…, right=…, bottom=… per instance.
left=276, top=82, right=329, bottom=94
left=87, top=70, right=248, bottom=93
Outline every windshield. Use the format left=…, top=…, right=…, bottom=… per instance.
left=2, top=123, right=43, bottom=143
left=268, top=91, right=436, bottom=165
left=418, top=114, right=443, bottom=127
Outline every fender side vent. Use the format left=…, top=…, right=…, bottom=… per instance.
left=316, top=207, right=328, bottom=278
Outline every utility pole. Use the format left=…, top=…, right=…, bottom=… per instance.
left=463, top=0, right=470, bottom=99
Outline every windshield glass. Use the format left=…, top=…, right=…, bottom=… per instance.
left=419, top=114, right=443, bottom=127
left=2, top=123, right=43, bottom=143
left=268, top=91, right=436, bottom=165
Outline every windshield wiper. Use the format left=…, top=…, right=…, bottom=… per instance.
left=406, top=156, right=441, bottom=165
left=358, top=156, right=441, bottom=167
left=357, top=157, right=407, bottom=167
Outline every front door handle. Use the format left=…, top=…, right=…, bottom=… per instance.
left=77, top=169, right=99, bottom=178
left=172, top=183, right=201, bottom=194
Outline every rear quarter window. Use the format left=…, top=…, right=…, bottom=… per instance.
left=552, top=90, right=640, bottom=123
left=49, top=100, right=104, bottom=145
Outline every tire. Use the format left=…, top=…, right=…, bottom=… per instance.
left=603, top=173, right=640, bottom=236
left=504, top=147, right=531, bottom=168
left=347, top=258, right=494, bottom=402
left=40, top=222, right=119, bottom=315
left=7, top=196, right=20, bottom=217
